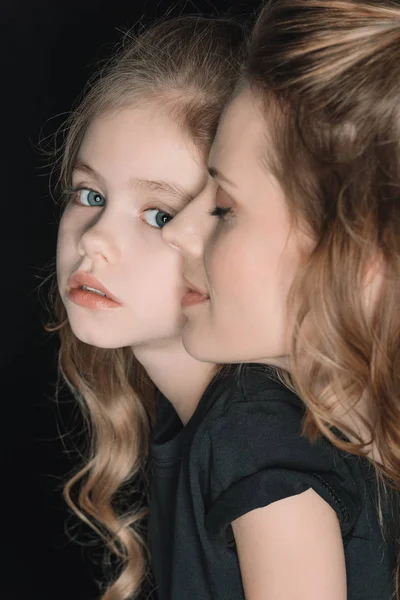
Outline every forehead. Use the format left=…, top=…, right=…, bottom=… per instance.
left=210, top=88, right=266, bottom=169
left=77, top=105, right=205, bottom=192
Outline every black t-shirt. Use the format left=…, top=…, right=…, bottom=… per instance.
left=149, top=365, right=396, bottom=600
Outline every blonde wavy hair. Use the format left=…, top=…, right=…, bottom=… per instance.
left=50, top=16, right=244, bottom=600
left=245, top=0, right=400, bottom=591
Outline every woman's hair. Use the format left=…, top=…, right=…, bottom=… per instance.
left=244, top=0, right=400, bottom=588
left=51, top=16, right=244, bottom=600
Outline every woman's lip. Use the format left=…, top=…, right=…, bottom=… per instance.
left=181, top=276, right=210, bottom=308
left=67, top=271, right=121, bottom=304
left=182, top=276, right=209, bottom=298
left=181, top=290, right=209, bottom=309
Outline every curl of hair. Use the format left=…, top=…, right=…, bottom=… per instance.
left=245, top=0, right=400, bottom=592
left=50, top=16, right=245, bottom=600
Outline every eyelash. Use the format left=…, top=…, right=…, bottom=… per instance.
left=64, top=186, right=174, bottom=229
left=63, top=187, right=103, bottom=207
left=209, top=206, right=232, bottom=219
left=142, top=207, right=174, bottom=229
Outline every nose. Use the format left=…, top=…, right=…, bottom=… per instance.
left=162, top=181, right=216, bottom=259
left=77, top=212, right=121, bottom=266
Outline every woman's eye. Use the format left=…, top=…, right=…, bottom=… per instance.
left=208, top=186, right=233, bottom=221
left=209, top=206, right=233, bottom=220
left=143, top=208, right=173, bottom=229
left=75, top=188, right=106, bottom=207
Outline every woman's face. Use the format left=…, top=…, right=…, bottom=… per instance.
left=163, top=89, right=310, bottom=365
left=57, top=106, right=208, bottom=350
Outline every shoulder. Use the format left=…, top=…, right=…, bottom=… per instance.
left=232, top=488, right=347, bottom=600
left=203, top=364, right=362, bottom=543
left=208, top=364, right=309, bottom=458
left=208, top=363, right=303, bottom=419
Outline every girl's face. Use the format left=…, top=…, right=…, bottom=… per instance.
left=163, top=89, right=311, bottom=366
left=57, top=106, right=207, bottom=350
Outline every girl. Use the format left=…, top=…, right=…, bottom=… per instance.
left=161, top=0, right=400, bottom=598
left=51, top=16, right=244, bottom=600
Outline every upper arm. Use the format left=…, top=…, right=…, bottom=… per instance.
left=232, top=488, right=347, bottom=600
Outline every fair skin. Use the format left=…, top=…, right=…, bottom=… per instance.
left=162, top=89, right=311, bottom=367
left=162, top=88, right=346, bottom=599
left=57, top=105, right=217, bottom=423
left=232, top=490, right=346, bottom=600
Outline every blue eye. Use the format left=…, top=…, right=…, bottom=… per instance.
left=143, top=208, right=173, bottom=229
left=75, top=188, right=106, bottom=207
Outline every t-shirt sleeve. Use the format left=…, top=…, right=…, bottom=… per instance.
left=205, top=384, right=361, bottom=545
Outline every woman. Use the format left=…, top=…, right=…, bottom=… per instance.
left=161, top=1, right=400, bottom=598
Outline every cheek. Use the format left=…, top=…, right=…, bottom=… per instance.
left=206, top=229, right=260, bottom=298
left=206, top=224, right=299, bottom=323
left=129, top=237, right=183, bottom=294
left=56, top=220, right=69, bottom=267
left=56, top=213, right=81, bottom=275
left=58, top=206, right=92, bottom=249
left=205, top=229, right=236, bottom=291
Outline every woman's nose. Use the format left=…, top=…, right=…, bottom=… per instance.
left=162, top=185, right=216, bottom=259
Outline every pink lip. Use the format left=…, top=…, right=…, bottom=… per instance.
left=181, top=290, right=209, bottom=308
left=67, top=272, right=121, bottom=310
left=181, top=277, right=209, bottom=308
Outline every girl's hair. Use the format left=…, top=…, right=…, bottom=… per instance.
left=244, top=0, right=400, bottom=589
left=51, top=16, right=244, bottom=600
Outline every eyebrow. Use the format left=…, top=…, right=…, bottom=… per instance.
left=208, top=166, right=237, bottom=188
left=73, top=161, right=195, bottom=209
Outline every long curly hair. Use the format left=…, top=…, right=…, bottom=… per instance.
left=244, top=0, right=400, bottom=591
left=50, top=16, right=244, bottom=600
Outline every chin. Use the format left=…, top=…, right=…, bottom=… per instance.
left=182, top=324, right=255, bottom=365
left=181, top=328, right=215, bottom=363
left=71, top=330, right=124, bottom=349
left=66, top=320, right=121, bottom=349
left=70, top=323, right=185, bottom=351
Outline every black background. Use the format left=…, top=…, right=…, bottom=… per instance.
left=0, top=1, right=258, bottom=598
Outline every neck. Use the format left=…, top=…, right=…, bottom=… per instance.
left=133, top=336, right=216, bottom=425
